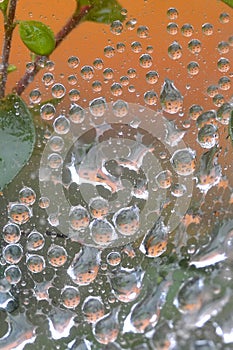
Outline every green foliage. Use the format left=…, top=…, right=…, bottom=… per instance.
left=78, top=0, right=125, bottom=24
left=0, top=94, right=35, bottom=190
left=7, top=64, right=17, bottom=73
left=221, top=0, right=233, bottom=8
left=0, top=0, right=9, bottom=14
left=19, top=20, right=56, bottom=56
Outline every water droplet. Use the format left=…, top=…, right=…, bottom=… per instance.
left=103, top=67, right=114, bottom=80
left=40, top=103, right=56, bottom=120
left=90, top=219, right=116, bottom=246
left=93, top=58, right=104, bottom=70
left=61, top=286, right=80, bottom=308
left=126, top=18, right=137, bottom=31
left=217, top=102, right=233, bottom=124
left=38, top=196, right=50, bottom=209
left=120, top=75, right=129, bottom=86
left=48, top=153, right=63, bottom=169
left=69, top=205, right=90, bottom=231
left=19, top=186, right=36, bottom=205
left=92, top=80, right=102, bottom=92
left=42, top=72, right=54, bottom=86
left=217, top=41, right=230, bottom=54
left=218, top=76, right=231, bottom=90
left=139, top=53, right=153, bottom=68
left=8, top=203, right=32, bottom=225
left=189, top=104, right=203, bottom=120
left=80, top=65, right=94, bottom=80
left=207, top=84, right=219, bottom=97
left=104, top=45, right=115, bottom=58
left=69, top=103, right=85, bottom=124
left=181, top=23, right=194, bottom=37
left=187, top=61, right=199, bottom=75
left=110, top=20, right=123, bottom=35
left=82, top=296, right=105, bottom=323
left=51, top=83, right=66, bottom=99
left=167, top=7, right=179, bottom=20
left=202, top=23, right=214, bottom=35
left=89, top=97, right=107, bottom=117
left=171, top=183, right=187, bottom=197
left=113, top=205, right=140, bottom=236
left=111, top=82, right=123, bottom=96
left=167, top=22, right=178, bottom=35
left=196, top=110, right=217, bottom=129
left=48, top=136, right=64, bottom=152
left=53, top=115, right=70, bottom=134
left=145, top=70, right=159, bottom=84
left=127, top=67, right=137, bottom=78
left=219, top=12, right=230, bottom=24
left=170, top=148, right=196, bottom=176
left=2, top=223, right=21, bottom=244
left=217, top=57, right=230, bottom=72
left=4, top=265, right=22, bottom=284
left=137, top=25, right=149, bottom=38
left=47, top=244, right=67, bottom=267
left=143, top=90, right=158, bottom=105
left=188, top=39, right=202, bottom=54
left=68, top=56, right=80, bottom=68
left=107, top=252, right=121, bottom=266
left=3, top=244, right=23, bottom=264
left=26, top=254, right=45, bottom=273
left=26, top=61, right=35, bottom=73
left=89, top=196, right=109, bottom=218
left=197, top=124, right=219, bottom=149
left=29, top=89, right=42, bottom=104
left=68, top=88, right=80, bottom=102
left=67, top=74, right=78, bottom=85
left=26, top=229, right=45, bottom=251
left=140, top=219, right=168, bottom=257
left=131, top=41, right=142, bottom=53
left=155, top=170, right=172, bottom=189
left=160, top=78, right=183, bottom=114
left=168, top=41, right=182, bottom=60
left=93, top=307, right=120, bottom=344
left=212, top=93, right=225, bottom=107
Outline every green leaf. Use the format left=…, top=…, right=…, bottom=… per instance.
left=0, top=0, right=9, bottom=14
left=19, top=20, right=56, bottom=56
left=229, top=110, right=233, bottom=146
left=78, top=0, right=125, bottom=24
left=7, top=64, right=17, bottom=74
left=0, top=94, right=36, bottom=190
left=220, top=0, right=233, bottom=9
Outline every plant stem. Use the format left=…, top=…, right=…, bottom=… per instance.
left=14, top=5, right=93, bottom=96
left=0, top=0, right=18, bottom=99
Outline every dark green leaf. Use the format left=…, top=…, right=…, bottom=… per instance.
left=220, top=0, right=233, bottom=8
left=78, top=0, right=125, bottom=24
left=7, top=64, right=17, bottom=74
left=0, top=94, right=36, bottom=190
left=19, top=20, right=56, bottom=56
left=0, top=0, right=9, bottom=14
left=229, top=110, right=233, bottom=146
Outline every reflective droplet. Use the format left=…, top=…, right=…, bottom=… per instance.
left=104, top=45, right=115, bottom=58
left=181, top=23, right=194, bottom=37
left=188, top=39, right=202, bottom=54
left=47, top=245, right=67, bottom=267
left=202, top=23, right=214, bottom=35
left=90, top=219, right=116, bottom=246
left=89, top=97, right=107, bottom=117
left=127, top=68, right=137, bottom=78
left=131, top=41, right=142, bottom=53
left=40, top=103, right=56, bottom=120
left=93, top=58, right=104, bottom=70
left=155, top=170, right=172, bottom=189
left=26, top=61, right=35, bottom=73
left=89, top=196, right=109, bottom=218
left=145, top=70, right=159, bottom=84
left=126, top=18, right=137, bottom=30
left=103, top=67, right=114, bottom=80
left=197, top=124, right=219, bottom=149
left=207, top=84, right=219, bottom=97
left=8, top=203, right=32, bottom=225
left=82, top=296, right=105, bottom=323
left=67, top=74, right=78, bottom=85
left=4, top=265, right=21, bottom=284
left=187, top=61, right=199, bottom=75
left=171, top=183, right=187, bottom=197
left=53, top=115, right=70, bottom=134
left=196, top=110, right=217, bottom=129
left=26, top=229, right=45, bottom=251
left=69, top=103, right=85, bottom=124
left=217, top=57, right=230, bottom=72
left=81, top=65, right=94, bottom=80
left=92, top=80, right=102, bottom=92
left=2, top=223, right=21, bottom=244
left=189, top=104, right=203, bottom=120
left=112, top=99, right=129, bottom=118
left=93, top=308, right=120, bottom=344
left=51, top=83, right=66, bottom=99
left=45, top=60, right=55, bottom=71
left=139, top=54, right=153, bottom=68
left=42, top=72, right=54, bottom=86
left=213, top=93, right=225, bottom=107
left=218, top=76, right=231, bottom=90
left=3, top=244, right=23, bottom=264
left=68, top=89, right=80, bottom=102
left=110, top=20, right=123, bottom=35
left=26, top=254, right=45, bottom=273
left=38, top=196, right=50, bottom=209
left=19, top=186, right=36, bottom=205
left=67, top=246, right=100, bottom=286
left=140, top=219, right=168, bottom=257
left=68, top=56, right=80, bottom=68
left=120, top=75, right=129, bottom=86
left=170, top=148, right=196, bottom=176
left=137, top=25, right=149, bottom=38
left=116, top=42, right=126, bottom=53
left=29, top=89, right=41, bottom=104
left=61, top=286, right=80, bottom=309
left=219, top=12, right=230, bottom=24
left=160, top=78, right=183, bottom=114
left=113, top=205, right=140, bottom=236
left=107, top=252, right=121, bottom=266
left=48, top=136, right=64, bottom=152
left=168, top=41, right=182, bottom=60
left=111, top=82, right=123, bottom=96
left=167, top=22, right=178, bottom=35
left=48, top=153, right=63, bottom=169
left=143, top=90, right=158, bottom=105
left=69, top=205, right=90, bottom=231
left=217, top=41, right=230, bottom=54
left=167, top=7, right=178, bottom=20
left=217, top=102, right=233, bottom=124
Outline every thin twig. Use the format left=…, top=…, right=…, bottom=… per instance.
left=14, top=5, right=93, bottom=96
left=0, top=0, right=18, bottom=98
